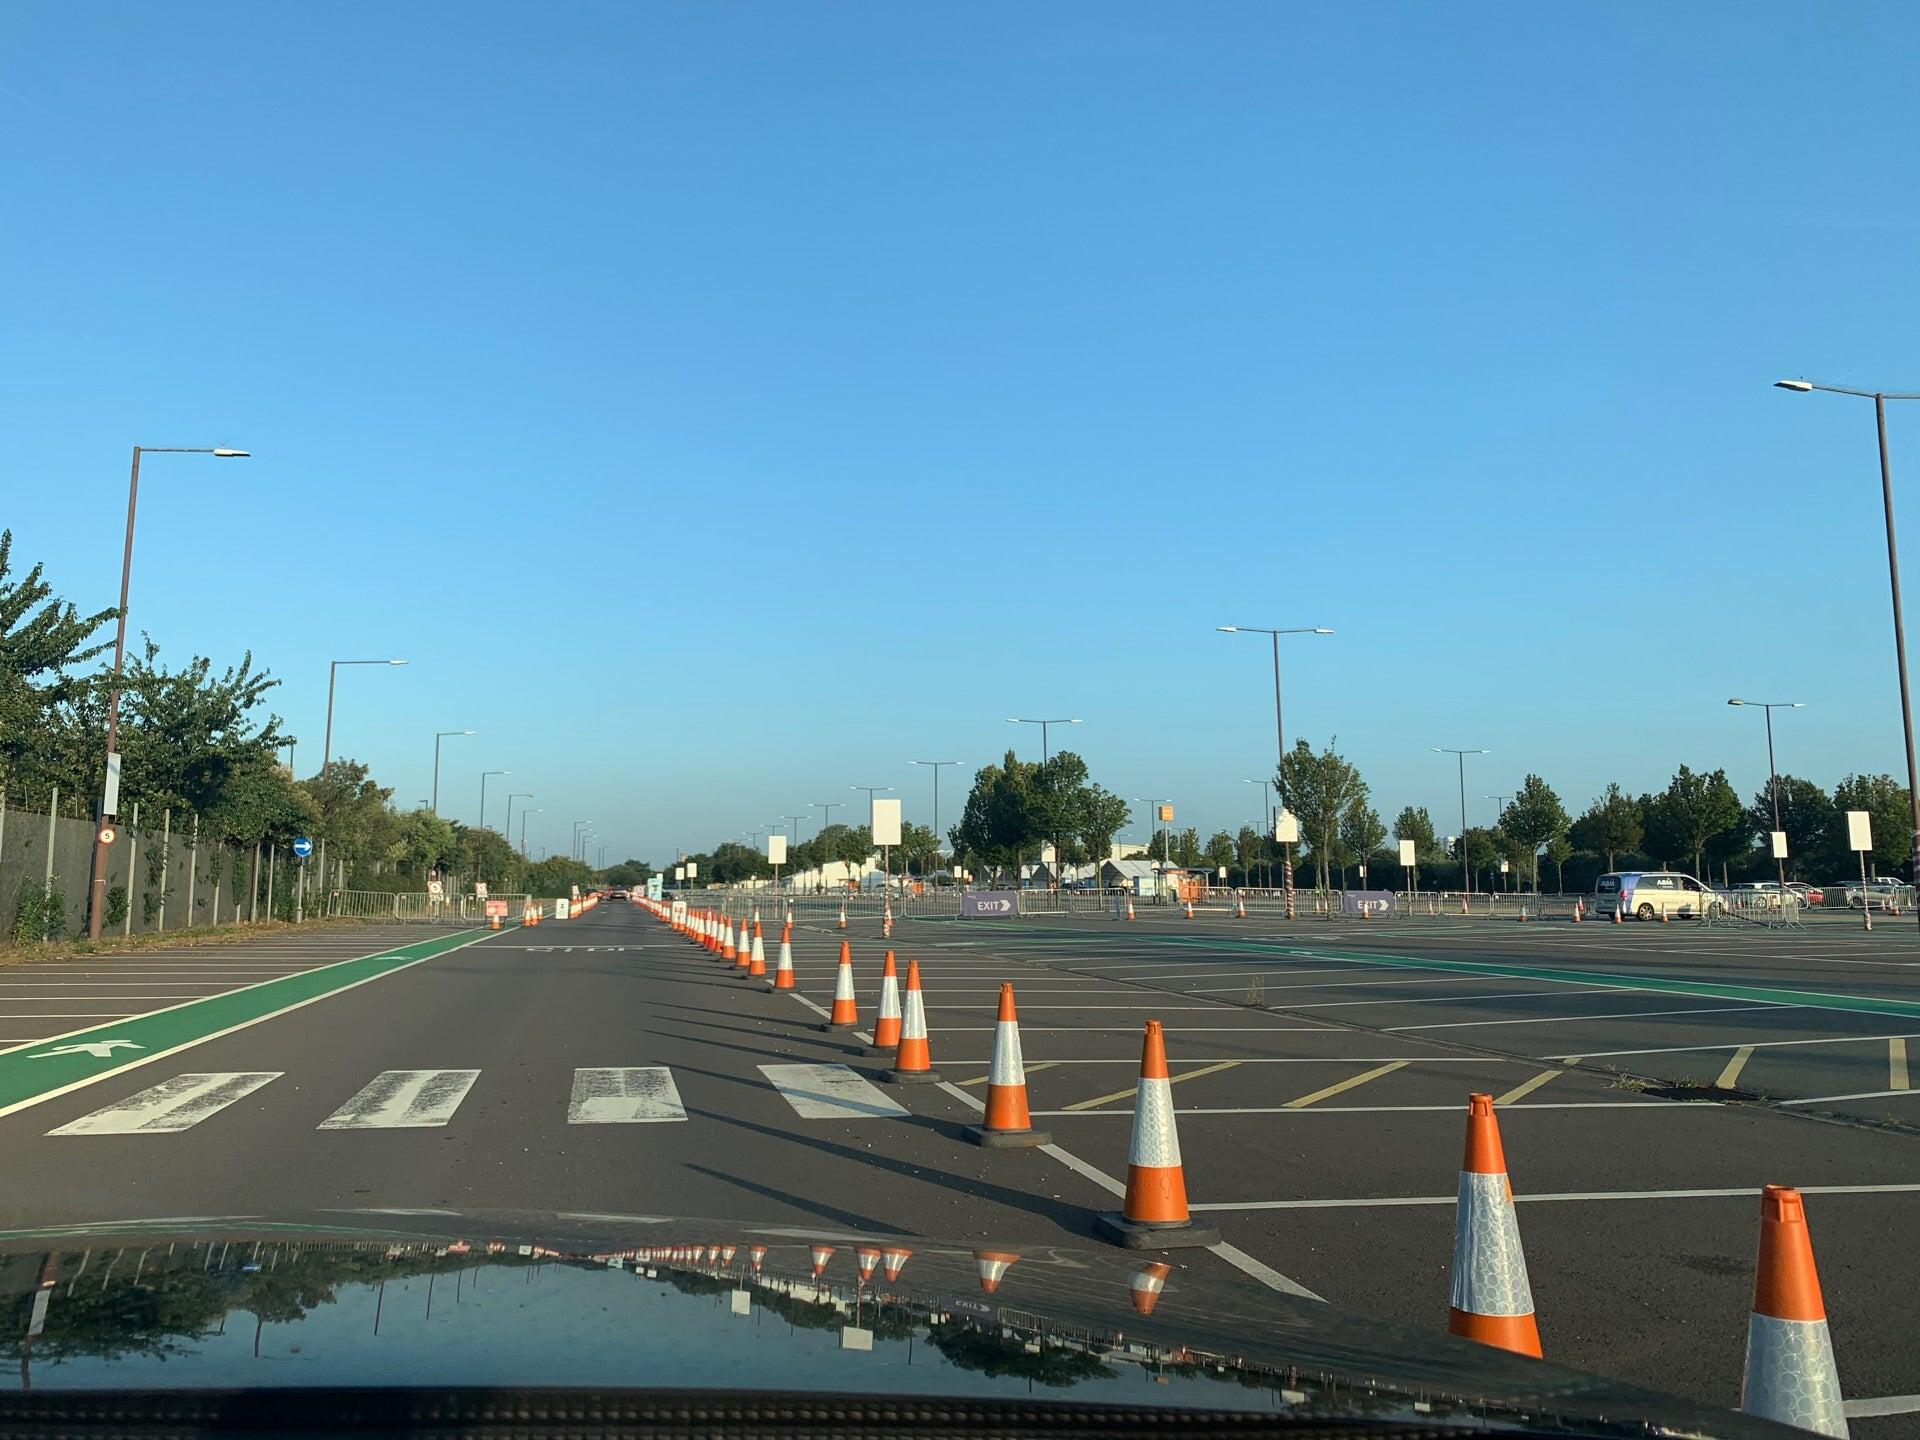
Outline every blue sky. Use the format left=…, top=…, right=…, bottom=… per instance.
left=5, top=2, right=1920, bottom=864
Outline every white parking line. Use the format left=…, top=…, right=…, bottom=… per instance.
left=1028, top=1101, right=1702, bottom=1116
left=1188, top=1181, right=1920, bottom=1212
left=1543, top=1030, right=1920, bottom=1060
left=1388, top=1002, right=1802, bottom=1032
left=1779, top=1088, right=1920, bottom=1106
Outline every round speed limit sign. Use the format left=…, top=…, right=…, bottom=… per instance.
left=97, top=825, right=118, bottom=845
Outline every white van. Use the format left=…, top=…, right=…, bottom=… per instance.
left=1592, top=871, right=1724, bottom=921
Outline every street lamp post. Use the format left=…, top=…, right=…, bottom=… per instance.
left=1484, top=795, right=1513, bottom=893
left=572, top=822, right=593, bottom=862
left=909, top=761, right=963, bottom=869
left=1777, top=378, right=1920, bottom=926
left=1242, top=779, right=1273, bottom=886
left=1729, top=698, right=1803, bottom=890
left=1435, top=748, right=1489, bottom=909
left=478, top=771, right=508, bottom=831
left=1008, top=718, right=1080, bottom=888
left=504, top=793, right=534, bottom=853
left=85, top=445, right=251, bottom=940
left=1217, top=625, right=1333, bottom=919
left=322, top=659, right=407, bottom=771
left=431, top=730, right=475, bottom=814
left=520, top=808, right=541, bottom=858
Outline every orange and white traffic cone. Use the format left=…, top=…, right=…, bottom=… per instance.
left=1184, top=899, right=1195, bottom=920
left=838, top=903, right=847, bottom=930
left=1126, top=897, right=1136, bottom=921
left=1447, top=1093, right=1542, bottom=1358
left=771, top=932, right=796, bottom=991
left=722, top=918, right=738, bottom=962
left=966, top=983, right=1050, bottom=1147
left=864, top=951, right=902, bottom=1055
left=809, top=1243, right=834, bottom=1279
left=489, top=914, right=501, bottom=930
left=747, top=928, right=767, bottom=977
left=1740, top=1185, right=1848, bottom=1436
left=1573, top=898, right=1583, bottom=924
left=823, top=941, right=859, bottom=1030
left=720, top=1244, right=737, bottom=1266
left=974, top=1250, right=1019, bottom=1294
left=1612, top=905, right=1623, bottom=925
left=880, top=1246, right=911, bottom=1283
left=855, top=1246, right=881, bottom=1288
left=749, top=1244, right=767, bottom=1272
left=1128, top=1262, right=1171, bottom=1315
left=734, top=920, right=754, bottom=972
left=1093, top=1021, right=1219, bottom=1248
left=1235, top=893, right=1247, bottom=919
left=883, top=958, right=940, bottom=1084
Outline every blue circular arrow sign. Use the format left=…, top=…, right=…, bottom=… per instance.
left=292, top=836, right=314, bottom=859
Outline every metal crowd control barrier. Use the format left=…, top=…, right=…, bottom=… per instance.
left=327, top=890, right=531, bottom=924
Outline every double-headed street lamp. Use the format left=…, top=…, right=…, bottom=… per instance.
left=322, top=659, right=408, bottom=771
left=1729, top=698, right=1803, bottom=889
left=519, top=807, right=541, bottom=857
left=1435, top=748, right=1489, bottom=898
left=1218, top=625, right=1333, bottom=918
left=909, top=760, right=963, bottom=861
left=572, top=820, right=593, bottom=861
left=812, top=801, right=841, bottom=833
left=431, top=730, right=475, bottom=814
left=478, top=770, right=509, bottom=830
left=1777, top=378, right=1920, bottom=926
left=86, top=445, right=251, bottom=941
left=1006, top=716, right=1080, bottom=763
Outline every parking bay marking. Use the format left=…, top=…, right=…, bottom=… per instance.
left=48, top=1072, right=281, bottom=1136
left=319, top=1070, right=479, bottom=1129
left=759, top=1064, right=908, bottom=1120
left=1057, top=1061, right=1243, bottom=1113
left=568, top=1067, right=688, bottom=1124
left=1283, top=1061, right=1408, bottom=1109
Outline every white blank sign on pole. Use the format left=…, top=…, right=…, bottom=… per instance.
left=1847, top=810, right=1874, bottom=853
left=871, top=797, right=902, bottom=847
left=768, top=834, right=788, bottom=865
left=1274, top=810, right=1300, bottom=844
left=1397, top=838, right=1417, bottom=867
left=686, top=862, right=698, bottom=879
left=1770, top=830, right=1789, bottom=860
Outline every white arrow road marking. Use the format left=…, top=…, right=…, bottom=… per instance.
left=34, top=1040, right=145, bottom=1059
left=318, top=1070, right=479, bottom=1129
left=48, top=1072, right=281, bottom=1136
left=759, top=1063, right=907, bottom=1120
left=567, top=1067, right=687, bottom=1124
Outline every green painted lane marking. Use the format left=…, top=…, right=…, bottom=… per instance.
left=0, top=927, right=494, bottom=1119
left=918, top=922, right=1920, bottom=1020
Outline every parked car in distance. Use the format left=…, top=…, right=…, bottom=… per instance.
left=1784, top=881, right=1824, bottom=906
left=1593, top=870, right=1724, bottom=921
left=1843, top=879, right=1911, bottom=910
left=1728, top=881, right=1788, bottom=909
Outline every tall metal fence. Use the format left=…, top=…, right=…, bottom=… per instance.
left=0, top=787, right=343, bottom=943
left=326, top=890, right=532, bottom=924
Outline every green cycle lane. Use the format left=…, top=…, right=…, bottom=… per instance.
left=923, top=920, right=1920, bottom=1021
left=0, top=926, right=495, bottom=1118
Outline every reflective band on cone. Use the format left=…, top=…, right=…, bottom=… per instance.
left=855, top=1246, right=881, bottom=1287
left=810, top=1244, right=834, bottom=1278
left=975, top=1250, right=1020, bottom=1295
left=747, top=932, right=767, bottom=977
left=722, top=920, right=738, bottom=962
left=771, top=936, right=796, bottom=990
left=749, top=1245, right=767, bottom=1272
left=881, top=1247, right=912, bottom=1283
left=734, top=921, right=753, bottom=970
left=1741, top=1185, right=1848, bottom=1437
left=1126, top=899, right=1136, bottom=921
left=824, top=942, right=859, bottom=1029
left=1094, top=1021, right=1219, bottom=1248
left=884, top=959, right=940, bottom=1083
left=1184, top=901, right=1194, bottom=920
left=966, top=983, right=1050, bottom=1147
left=1128, top=1262, right=1171, bottom=1316
left=866, top=952, right=902, bottom=1054
left=721, top=1245, right=737, bottom=1265
left=1447, top=1093, right=1542, bottom=1358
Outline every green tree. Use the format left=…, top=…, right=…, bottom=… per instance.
left=299, top=760, right=393, bottom=863
left=1202, top=830, right=1236, bottom=875
left=1570, top=783, right=1644, bottom=869
left=525, top=855, right=595, bottom=898
left=1393, top=805, right=1439, bottom=868
left=893, top=821, right=941, bottom=875
left=1498, top=775, right=1569, bottom=892
left=0, top=531, right=117, bottom=794
left=1078, top=785, right=1132, bottom=865
left=1645, top=765, right=1742, bottom=876
left=1543, top=834, right=1574, bottom=893
left=951, top=752, right=1045, bottom=880
left=706, top=841, right=771, bottom=884
left=455, top=825, right=519, bottom=888
left=1832, top=773, right=1913, bottom=875
left=1168, top=826, right=1202, bottom=867
left=601, top=859, right=654, bottom=886
left=112, top=639, right=290, bottom=817
left=1339, top=802, right=1388, bottom=886
left=1279, top=737, right=1368, bottom=892
left=1748, top=775, right=1839, bottom=880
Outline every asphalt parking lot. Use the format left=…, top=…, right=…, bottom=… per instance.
left=768, top=900, right=1920, bottom=1430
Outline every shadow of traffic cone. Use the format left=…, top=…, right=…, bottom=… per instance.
left=1447, top=1093, right=1542, bottom=1358
left=823, top=941, right=859, bottom=1030
left=770, top=932, right=795, bottom=990
left=1093, top=1021, right=1220, bottom=1248
left=747, top=927, right=767, bottom=977
left=974, top=1250, right=1019, bottom=1294
left=864, top=952, right=902, bottom=1055
left=1128, top=1262, right=1171, bottom=1315
left=1741, top=1185, right=1848, bottom=1436
left=883, top=959, right=941, bottom=1083
left=881, top=1246, right=911, bottom=1283
left=966, top=983, right=1050, bottom=1147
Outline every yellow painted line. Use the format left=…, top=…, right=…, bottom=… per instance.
left=1283, top=1061, right=1408, bottom=1109
left=1495, top=1068, right=1566, bottom=1106
left=1716, top=1045, right=1755, bottom=1090
left=1892, top=1038, right=1910, bottom=1091
left=1060, top=1060, right=1242, bottom=1113
left=957, top=1060, right=1062, bottom=1089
